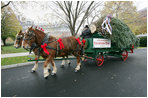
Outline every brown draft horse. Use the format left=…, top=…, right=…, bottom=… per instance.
left=14, top=30, right=24, bottom=48
left=14, top=30, right=42, bottom=71
left=14, top=29, right=71, bottom=73
left=22, top=27, right=82, bottom=78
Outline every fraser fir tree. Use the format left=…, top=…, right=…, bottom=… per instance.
left=95, top=17, right=139, bottom=49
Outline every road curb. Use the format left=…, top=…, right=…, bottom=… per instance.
left=1, top=61, right=44, bottom=70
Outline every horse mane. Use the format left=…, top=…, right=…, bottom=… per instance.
left=34, top=28, right=45, bottom=34
left=30, top=27, right=56, bottom=45
left=31, top=28, right=45, bottom=36
left=18, top=30, right=24, bottom=35
left=19, top=30, right=22, bottom=33
left=34, top=28, right=56, bottom=40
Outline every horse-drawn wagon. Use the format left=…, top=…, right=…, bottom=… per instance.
left=83, top=32, right=134, bottom=66
left=82, top=15, right=139, bottom=66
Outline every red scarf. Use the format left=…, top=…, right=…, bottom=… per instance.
left=41, top=43, right=49, bottom=55
left=75, top=37, right=81, bottom=45
left=57, top=38, right=64, bottom=49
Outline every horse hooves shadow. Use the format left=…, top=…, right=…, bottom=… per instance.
left=75, top=69, right=78, bottom=73
left=68, top=63, right=71, bottom=66
left=51, top=73, right=56, bottom=76
left=31, top=70, right=36, bottom=73
left=44, top=76, right=48, bottom=79
left=61, top=65, right=64, bottom=68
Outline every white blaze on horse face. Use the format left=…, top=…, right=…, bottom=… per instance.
left=22, top=34, right=25, bottom=48
left=26, top=29, right=29, bottom=33
left=14, top=34, right=19, bottom=47
left=22, top=33, right=31, bottom=49
left=22, top=29, right=28, bottom=48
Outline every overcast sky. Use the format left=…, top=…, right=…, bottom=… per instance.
left=8, top=1, right=147, bottom=24
left=134, top=1, right=147, bottom=11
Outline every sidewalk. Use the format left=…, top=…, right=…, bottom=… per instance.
left=1, top=48, right=147, bottom=58
left=1, top=52, right=31, bottom=58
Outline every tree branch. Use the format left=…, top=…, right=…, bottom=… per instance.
left=1, top=1, right=12, bottom=9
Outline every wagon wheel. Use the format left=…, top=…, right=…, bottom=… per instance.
left=96, top=54, right=104, bottom=66
left=122, top=50, right=128, bottom=61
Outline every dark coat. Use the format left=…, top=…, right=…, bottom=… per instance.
left=80, top=29, right=92, bottom=39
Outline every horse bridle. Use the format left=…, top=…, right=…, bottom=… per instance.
left=23, top=30, right=38, bottom=53
left=23, top=30, right=34, bottom=40
left=23, top=30, right=36, bottom=43
left=15, top=35, right=23, bottom=47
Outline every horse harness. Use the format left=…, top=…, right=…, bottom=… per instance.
left=38, top=34, right=82, bottom=57
left=23, top=32, right=82, bottom=57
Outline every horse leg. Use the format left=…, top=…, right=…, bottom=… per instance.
left=61, top=57, right=65, bottom=68
left=81, top=55, right=85, bottom=61
left=75, top=56, right=81, bottom=72
left=47, top=62, right=51, bottom=72
left=43, top=57, right=52, bottom=79
left=66, top=56, right=71, bottom=66
left=32, top=55, right=39, bottom=72
left=51, top=60, right=57, bottom=75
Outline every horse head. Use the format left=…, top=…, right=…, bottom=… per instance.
left=22, top=26, right=36, bottom=50
left=14, top=30, right=24, bottom=49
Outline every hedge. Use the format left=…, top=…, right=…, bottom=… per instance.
left=139, top=36, right=147, bottom=47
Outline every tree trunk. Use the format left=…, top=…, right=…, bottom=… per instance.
left=2, top=38, right=7, bottom=46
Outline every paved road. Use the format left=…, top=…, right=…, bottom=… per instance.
left=1, top=48, right=147, bottom=97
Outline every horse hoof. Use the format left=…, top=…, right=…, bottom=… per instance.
left=68, top=63, right=71, bottom=66
left=44, top=76, right=48, bottom=79
left=51, top=73, right=56, bottom=76
left=31, top=70, right=35, bottom=73
left=61, top=65, right=64, bottom=68
left=75, top=69, right=78, bottom=73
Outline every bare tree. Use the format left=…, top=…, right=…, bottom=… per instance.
left=1, top=1, right=12, bottom=9
left=51, top=1, right=102, bottom=36
left=86, top=7, right=102, bottom=26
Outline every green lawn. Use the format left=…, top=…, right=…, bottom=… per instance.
left=1, top=45, right=28, bottom=54
left=1, top=55, right=37, bottom=66
left=1, top=54, right=45, bottom=66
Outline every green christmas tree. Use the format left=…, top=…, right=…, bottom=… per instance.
left=95, top=17, right=139, bottom=49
